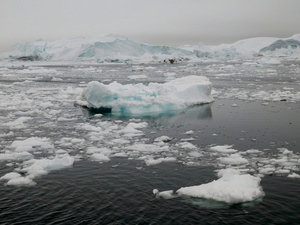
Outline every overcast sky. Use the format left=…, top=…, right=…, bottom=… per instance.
left=1, top=0, right=300, bottom=52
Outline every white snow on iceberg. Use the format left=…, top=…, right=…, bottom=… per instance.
left=80, top=75, right=213, bottom=116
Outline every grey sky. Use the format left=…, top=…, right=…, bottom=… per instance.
left=1, top=0, right=300, bottom=52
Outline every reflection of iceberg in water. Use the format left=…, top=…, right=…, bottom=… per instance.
left=151, top=104, right=213, bottom=126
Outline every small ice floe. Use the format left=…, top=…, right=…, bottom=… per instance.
left=154, top=136, right=172, bottom=142
left=218, top=153, right=248, bottom=166
left=185, top=130, right=194, bottom=135
left=153, top=189, right=177, bottom=199
left=288, top=173, right=300, bottom=179
left=209, top=145, right=238, bottom=154
left=144, top=157, right=176, bottom=166
left=154, top=169, right=264, bottom=205
left=128, top=75, right=148, bottom=80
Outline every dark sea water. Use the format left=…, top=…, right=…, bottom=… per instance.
left=0, top=60, right=299, bottom=224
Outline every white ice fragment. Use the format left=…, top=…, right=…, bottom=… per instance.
left=6, top=177, right=36, bottom=186
left=243, top=149, right=262, bottom=154
left=23, top=154, right=74, bottom=179
left=177, top=142, right=197, bottom=150
left=3, top=117, right=32, bottom=129
left=10, top=137, right=54, bottom=152
left=185, top=130, right=194, bottom=135
left=118, top=122, right=147, bottom=136
left=91, top=153, right=110, bottom=162
left=210, top=145, right=238, bottom=154
left=154, top=136, right=172, bottom=142
left=0, top=152, right=33, bottom=161
left=125, top=143, right=169, bottom=153
left=218, top=153, right=248, bottom=165
left=154, top=189, right=176, bottom=199
left=128, top=75, right=148, bottom=80
left=0, top=172, right=21, bottom=180
left=177, top=169, right=264, bottom=204
left=259, top=167, right=276, bottom=175
left=188, top=151, right=203, bottom=158
left=288, top=173, right=300, bottom=178
left=145, top=157, right=176, bottom=166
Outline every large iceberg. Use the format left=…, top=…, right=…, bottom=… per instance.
left=80, top=75, right=213, bottom=116
left=6, top=34, right=193, bottom=62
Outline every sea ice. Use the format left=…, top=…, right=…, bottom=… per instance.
left=209, top=145, right=238, bottom=154
left=21, top=154, right=75, bottom=179
left=9, top=137, right=54, bottom=152
left=218, top=153, right=249, bottom=166
left=144, top=157, right=176, bottom=166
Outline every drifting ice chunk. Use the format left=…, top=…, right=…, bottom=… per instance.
left=10, top=137, right=54, bottom=152
left=176, top=169, right=264, bottom=204
left=81, top=76, right=213, bottom=116
left=23, top=154, right=74, bottom=179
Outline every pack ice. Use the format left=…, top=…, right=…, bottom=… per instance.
left=80, top=75, right=213, bottom=115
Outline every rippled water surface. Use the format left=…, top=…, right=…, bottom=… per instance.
left=0, top=60, right=299, bottom=224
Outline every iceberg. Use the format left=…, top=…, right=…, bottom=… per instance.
left=259, top=39, right=300, bottom=55
left=179, top=34, right=300, bottom=57
left=2, top=33, right=300, bottom=62
left=6, top=34, right=193, bottom=62
left=80, top=75, right=213, bottom=116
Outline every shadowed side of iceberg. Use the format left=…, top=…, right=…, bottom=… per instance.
left=79, top=76, right=214, bottom=116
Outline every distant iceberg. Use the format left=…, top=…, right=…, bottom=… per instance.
left=179, top=35, right=300, bottom=57
left=259, top=39, right=300, bottom=55
left=2, top=33, right=300, bottom=62
left=79, top=75, right=213, bottom=116
left=6, top=34, right=193, bottom=63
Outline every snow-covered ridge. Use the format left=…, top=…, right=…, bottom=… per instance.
left=1, top=34, right=300, bottom=62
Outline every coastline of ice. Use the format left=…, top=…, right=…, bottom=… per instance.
left=80, top=75, right=213, bottom=115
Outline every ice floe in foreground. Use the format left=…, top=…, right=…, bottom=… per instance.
left=80, top=75, right=213, bottom=115
left=154, top=168, right=264, bottom=204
